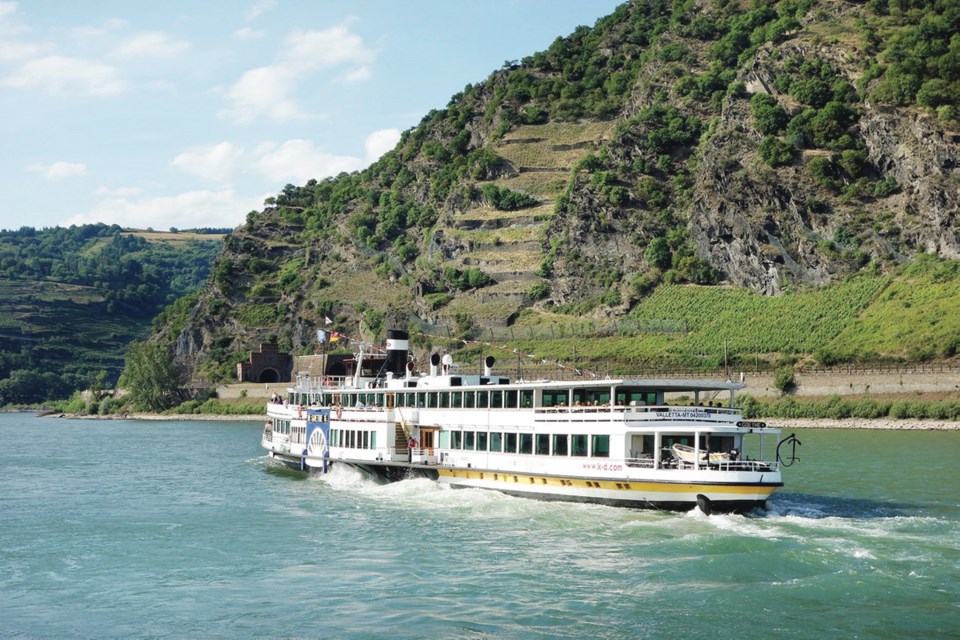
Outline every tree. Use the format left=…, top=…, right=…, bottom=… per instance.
left=119, top=342, right=179, bottom=412
left=644, top=237, right=672, bottom=270
left=750, top=93, right=788, bottom=135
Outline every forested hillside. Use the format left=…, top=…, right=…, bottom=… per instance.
left=0, top=224, right=223, bottom=404
left=152, top=0, right=959, bottom=384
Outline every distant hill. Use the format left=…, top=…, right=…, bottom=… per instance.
left=149, top=0, right=959, bottom=384
left=0, top=224, right=223, bottom=404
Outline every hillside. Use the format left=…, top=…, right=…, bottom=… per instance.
left=0, top=225, right=224, bottom=403
left=154, top=0, right=960, bottom=384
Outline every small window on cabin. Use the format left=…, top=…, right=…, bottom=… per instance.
left=490, top=432, right=503, bottom=453
left=451, top=392, right=462, bottom=408
left=371, top=432, right=377, bottom=449
left=477, top=391, right=489, bottom=408
left=477, top=432, right=488, bottom=451
left=572, top=434, right=588, bottom=456
left=520, top=390, right=533, bottom=408
left=490, top=390, right=503, bottom=409
left=505, top=390, right=518, bottom=408
left=552, top=434, right=568, bottom=456
left=536, top=433, right=550, bottom=455
left=362, top=431, right=369, bottom=449
left=463, top=391, right=475, bottom=408
left=519, top=433, right=533, bottom=454
left=439, top=393, right=449, bottom=409
left=464, top=431, right=475, bottom=451
left=451, top=431, right=462, bottom=449
left=505, top=432, right=518, bottom=453
left=591, top=435, right=610, bottom=458
left=375, top=394, right=384, bottom=407
left=646, top=392, right=658, bottom=406
left=416, top=393, right=425, bottom=408
left=439, top=431, right=450, bottom=449
left=428, top=393, right=438, bottom=408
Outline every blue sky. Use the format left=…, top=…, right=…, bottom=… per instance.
left=0, top=0, right=623, bottom=231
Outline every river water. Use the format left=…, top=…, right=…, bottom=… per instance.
left=1, top=413, right=957, bottom=639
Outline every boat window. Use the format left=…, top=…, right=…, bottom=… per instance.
left=477, top=391, right=489, bottom=408
left=572, top=434, right=588, bottom=456
left=520, top=390, right=533, bottom=408
left=586, top=390, right=610, bottom=406
left=371, top=432, right=376, bottom=449
left=451, top=431, right=462, bottom=449
left=542, top=389, right=568, bottom=407
left=439, top=431, right=450, bottom=448
left=535, top=433, right=550, bottom=455
left=552, top=434, right=568, bottom=456
left=362, top=431, right=369, bottom=449
left=439, top=393, right=450, bottom=409
left=463, top=391, right=475, bottom=408
left=451, top=392, right=462, bottom=408
left=490, top=390, right=503, bottom=408
left=591, top=434, right=610, bottom=457
left=464, top=431, right=476, bottom=451
left=490, top=432, right=503, bottom=452
left=504, top=432, right=517, bottom=453
left=375, top=394, right=384, bottom=407
left=416, top=393, right=425, bottom=408
left=477, top=432, right=488, bottom=451
left=519, top=433, right=533, bottom=454
left=505, top=390, right=518, bottom=408
left=428, top=393, right=438, bottom=408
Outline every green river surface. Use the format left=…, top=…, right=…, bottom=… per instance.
left=1, top=412, right=957, bottom=639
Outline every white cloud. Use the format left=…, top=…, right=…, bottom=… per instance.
left=3, top=55, right=123, bottom=95
left=220, top=64, right=304, bottom=123
left=172, top=142, right=244, bottom=181
left=340, top=65, right=371, bottom=84
left=114, top=31, right=190, bottom=59
left=364, top=129, right=400, bottom=162
left=95, top=186, right=143, bottom=198
left=66, top=188, right=261, bottom=230
left=29, top=161, right=88, bottom=180
left=281, top=24, right=375, bottom=72
left=245, top=0, right=277, bottom=22
left=221, top=21, right=376, bottom=124
left=233, top=26, right=265, bottom=40
left=255, top=139, right=365, bottom=183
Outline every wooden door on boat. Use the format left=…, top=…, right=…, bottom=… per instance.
left=419, top=427, right=438, bottom=456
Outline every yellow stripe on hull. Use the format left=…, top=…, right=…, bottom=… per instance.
left=436, top=468, right=778, bottom=509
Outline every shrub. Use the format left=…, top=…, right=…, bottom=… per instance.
left=774, top=366, right=797, bottom=395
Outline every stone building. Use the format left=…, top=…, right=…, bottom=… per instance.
left=236, top=343, right=292, bottom=383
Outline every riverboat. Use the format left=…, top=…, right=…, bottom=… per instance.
left=262, top=330, right=798, bottom=514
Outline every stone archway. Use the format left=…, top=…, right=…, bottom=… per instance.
left=257, top=368, right=280, bottom=383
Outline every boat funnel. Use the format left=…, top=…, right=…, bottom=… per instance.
left=385, top=329, right=409, bottom=378
left=484, top=355, right=495, bottom=376
left=430, top=352, right=441, bottom=377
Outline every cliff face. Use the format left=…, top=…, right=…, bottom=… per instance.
left=156, top=0, right=960, bottom=383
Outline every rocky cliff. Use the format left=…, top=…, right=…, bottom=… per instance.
left=154, top=0, right=960, bottom=383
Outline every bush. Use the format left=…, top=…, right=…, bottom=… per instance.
left=758, top=136, right=794, bottom=166
left=773, top=366, right=797, bottom=395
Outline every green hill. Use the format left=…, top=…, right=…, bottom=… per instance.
left=149, top=0, right=959, bottom=384
left=0, top=224, right=224, bottom=404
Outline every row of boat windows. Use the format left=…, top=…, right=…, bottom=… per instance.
left=446, top=431, right=610, bottom=458
left=292, top=389, right=661, bottom=410
left=330, top=429, right=376, bottom=450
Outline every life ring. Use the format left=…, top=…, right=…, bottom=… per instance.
left=336, top=405, right=342, bottom=420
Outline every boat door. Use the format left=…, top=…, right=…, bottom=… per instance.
left=419, top=427, right=438, bottom=456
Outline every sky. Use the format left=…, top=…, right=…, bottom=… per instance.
left=0, top=0, right=624, bottom=232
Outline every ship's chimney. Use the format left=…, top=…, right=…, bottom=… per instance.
left=385, top=329, right=409, bottom=378
left=430, top=352, right=441, bottom=377
left=483, top=355, right=495, bottom=377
